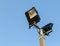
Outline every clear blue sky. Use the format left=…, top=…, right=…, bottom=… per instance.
left=0, top=0, right=60, bottom=46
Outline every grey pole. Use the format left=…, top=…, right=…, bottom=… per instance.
left=33, top=23, right=46, bottom=46
left=39, top=29, right=46, bottom=46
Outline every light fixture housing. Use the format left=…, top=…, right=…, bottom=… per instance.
left=25, top=7, right=40, bottom=28
left=42, top=23, right=53, bottom=36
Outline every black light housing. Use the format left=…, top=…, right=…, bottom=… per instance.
left=25, top=7, right=40, bottom=28
left=42, top=23, right=53, bottom=36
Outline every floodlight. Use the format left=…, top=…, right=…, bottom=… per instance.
left=25, top=7, right=40, bottom=28
left=42, top=23, right=53, bottom=36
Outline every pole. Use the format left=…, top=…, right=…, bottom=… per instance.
left=39, top=29, right=46, bottom=46
left=33, top=23, right=46, bottom=46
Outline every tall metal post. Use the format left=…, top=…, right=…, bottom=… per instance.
left=33, top=23, right=46, bottom=46
left=39, top=29, right=46, bottom=46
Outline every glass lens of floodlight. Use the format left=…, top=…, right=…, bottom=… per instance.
left=28, top=8, right=37, bottom=19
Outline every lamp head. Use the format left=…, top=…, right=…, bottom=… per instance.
left=25, top=7, right=40, bottom=28
left=42, top=23, right=53, bottom=36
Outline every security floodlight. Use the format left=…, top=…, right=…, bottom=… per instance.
left=25, top=7, right=40, bottom=28
left=42, top=23, right=53, bottom=36
left=25, top=7, right=54, bottom=46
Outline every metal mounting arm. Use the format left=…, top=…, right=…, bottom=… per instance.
left=33, top=23, right=40, bottom=30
